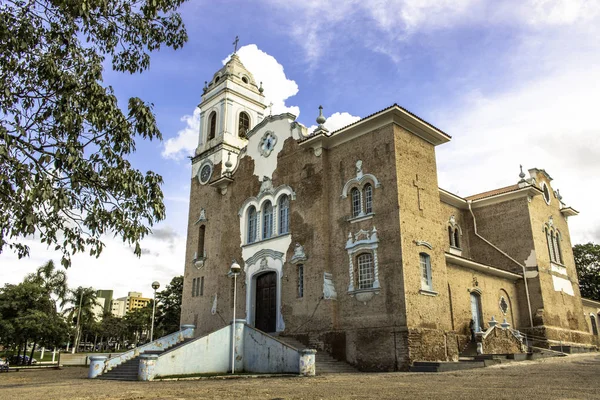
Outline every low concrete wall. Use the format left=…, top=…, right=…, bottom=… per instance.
left=154, top=325, right=231, bottom=377
left=243, top=326, right=299, bottom=374
left=149, top=321, right=311, bottom=380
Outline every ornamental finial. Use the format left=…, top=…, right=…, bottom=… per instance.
left=316, top=105, right=326, bottom=126
left=519, top=164, right=526, bottom=180
left=258, top=81, right=264, bottom=94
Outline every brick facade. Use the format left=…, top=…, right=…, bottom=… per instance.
left=180, top=55, right=597, bottom=371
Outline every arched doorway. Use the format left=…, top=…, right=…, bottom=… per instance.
left=255, top=272, right=277, bottom=332
left=470, top=292, right=483, bottom=332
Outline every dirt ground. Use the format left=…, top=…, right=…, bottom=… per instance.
left=1, top=353, right=599, bottom=400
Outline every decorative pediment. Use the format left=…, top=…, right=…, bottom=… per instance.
left=290, top=243, right=307, bottom=265
left=341, top=160, right=381, bottom=198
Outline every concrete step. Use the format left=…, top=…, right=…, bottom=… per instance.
left=278, top=336, right=360, bottom=374
left=410, top=361, right=486, bottom=373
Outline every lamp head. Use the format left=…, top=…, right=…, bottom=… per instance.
left=151, top=281, right=160, bottom=290
left=230, top=260, right=241, bottom=275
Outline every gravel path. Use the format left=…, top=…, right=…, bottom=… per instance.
left=1, top=353, right=599, bottom=399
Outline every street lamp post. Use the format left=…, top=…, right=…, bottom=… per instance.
left=150, top=281, right=160, bottom=342
left=229, top=260, right=241, bottom=374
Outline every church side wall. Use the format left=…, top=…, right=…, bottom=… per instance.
left=392, top=125, right=458, bottom=365
left=581, top=300, right=600, bottom=347
left=446, top=263, right=522, bottom=350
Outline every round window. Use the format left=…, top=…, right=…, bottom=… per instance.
left=242, top=76, right=249, bottom=84
left=541, top=182, right=551, bottom=205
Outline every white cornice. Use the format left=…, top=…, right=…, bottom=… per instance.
left=560, top=207, right=579, bottom=217
left=439, top=188, right=468, bottom=209
left=445, top=253, right=522, bottom=281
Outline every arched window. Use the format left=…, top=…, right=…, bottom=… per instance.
left=247, top=206, right=257, bottom=244
left=453, top=228, right=460, bottom=249
left=278, top=195, right=290, bottom=234
left=351, top=188, right=361, bottom=217
left=546, top=228, right=555, bottom=263
left=357, top=253, right=374, bottom=289
left=238, top=112, right=250, bottom=138
left=208, top=111, right=217, bottom=141
left=591, top=315, right=598, bottom=336
left=363, top=184, right=373, bottom=214
left=262, top=201, right=273, bottom=239
left=197, top=225, right=205, bottom=259
left=553, top=231, right=563, bottom=264
left=419, top=252, right=432, bottom=291
left=448, top=226, right=454, bottom=247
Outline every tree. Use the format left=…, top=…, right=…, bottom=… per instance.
left=573, top=243, right=600, bottom=302
left=156, top=276, right=183, bottom=336
left=61, top=286, right=99, bottom=351
left=0, top=0, right=188, bottom=267
left=0, top=280, right=71, bottom=364
left=24, top=260, right=68, bottom=302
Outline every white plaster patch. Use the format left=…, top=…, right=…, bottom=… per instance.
left=550, top=262, right=567, bottom=276
left=552, top=275, right=574, bottom=296
left=524, top=249, right=537, bottom=267
left=244, top=116, right=295, bottom=182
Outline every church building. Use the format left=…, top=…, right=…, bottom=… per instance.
left=180, top=51, right=599, bottom=371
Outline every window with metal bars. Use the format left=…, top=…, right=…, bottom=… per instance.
left=297, top=264, right=304, bottom=298
left=357, top=253, right=374, bottom=289
left=363, top=184, right=373, bottom=214
left=247, top=206, right=257, bottom=243
left=351, top=188, right=361, bottom=217
left=420, top=253, right=432, bottom=291
left=279, top=195, right=289, bottom=234
left=263, top=201, right=273, bottom=239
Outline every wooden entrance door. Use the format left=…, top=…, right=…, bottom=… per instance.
left=255, top=272, right=277, bottom=333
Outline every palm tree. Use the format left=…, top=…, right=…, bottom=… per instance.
left=61, top=287, right=99, bottom=352
left=24, top=260, right=68, bottom=304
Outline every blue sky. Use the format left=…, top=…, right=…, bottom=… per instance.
left=3, top=0, right=600, bottom=299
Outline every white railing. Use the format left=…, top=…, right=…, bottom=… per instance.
left=102, top=326, right=194, bottom=374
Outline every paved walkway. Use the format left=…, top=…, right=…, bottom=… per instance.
left=1, top=353, right=599, bottom=399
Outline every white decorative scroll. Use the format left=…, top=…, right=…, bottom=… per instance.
left=211, top=294, right=218, bottom=315
left=323, top=272, right=337, bottom=300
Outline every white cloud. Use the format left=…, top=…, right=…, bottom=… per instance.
left=307, top=111, right=361, bottom=134
left=435, top=62, right=600, bottom=245
left=225, top=44, right=300, bottom=117
left=162, top=107, right=200, bottom=160
left=0, top=226, right=185, bottom=300
left=265, top=0, right=600, bottom=64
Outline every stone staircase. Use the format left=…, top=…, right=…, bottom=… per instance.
left=98, top=339, right=193, bottom=381
left=278, top=336, right=358, bottom=374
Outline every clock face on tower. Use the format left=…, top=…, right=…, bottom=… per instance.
left=199, top=163, right=213, bottom=185
left=259, top=131, right=278, bottom=157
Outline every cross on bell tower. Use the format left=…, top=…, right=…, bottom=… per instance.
left=232, top=35, right=239, bottom=54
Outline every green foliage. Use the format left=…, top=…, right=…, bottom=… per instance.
left=0, top=0, right=188, bottom=267
left=24, top=260, right=68, bottom=301
left=61, top=286, right=99, bottom=327
left=0, top=280, right=71, bottom=348
left=573, top=243, right=600, bottom=302
left=156, top=275, right=182, bottom=335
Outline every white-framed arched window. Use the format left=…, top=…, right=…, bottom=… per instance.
left=239, top=184, right=295, bottom=246
left=419, top=252, right=432, bottom=291
left=262, top=201, right=273, bottom=239
left=341, top=160, right=381, bottom=220
left=247, top=206, right=257, bottom=244
left=545, top=226, right=563, bottom=264
left=357, top=253, right=374, bottom=289
left=278, top=195, right=290, bottom=234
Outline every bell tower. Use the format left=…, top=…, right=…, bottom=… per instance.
left=192, top=49, right=267, bottom=184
